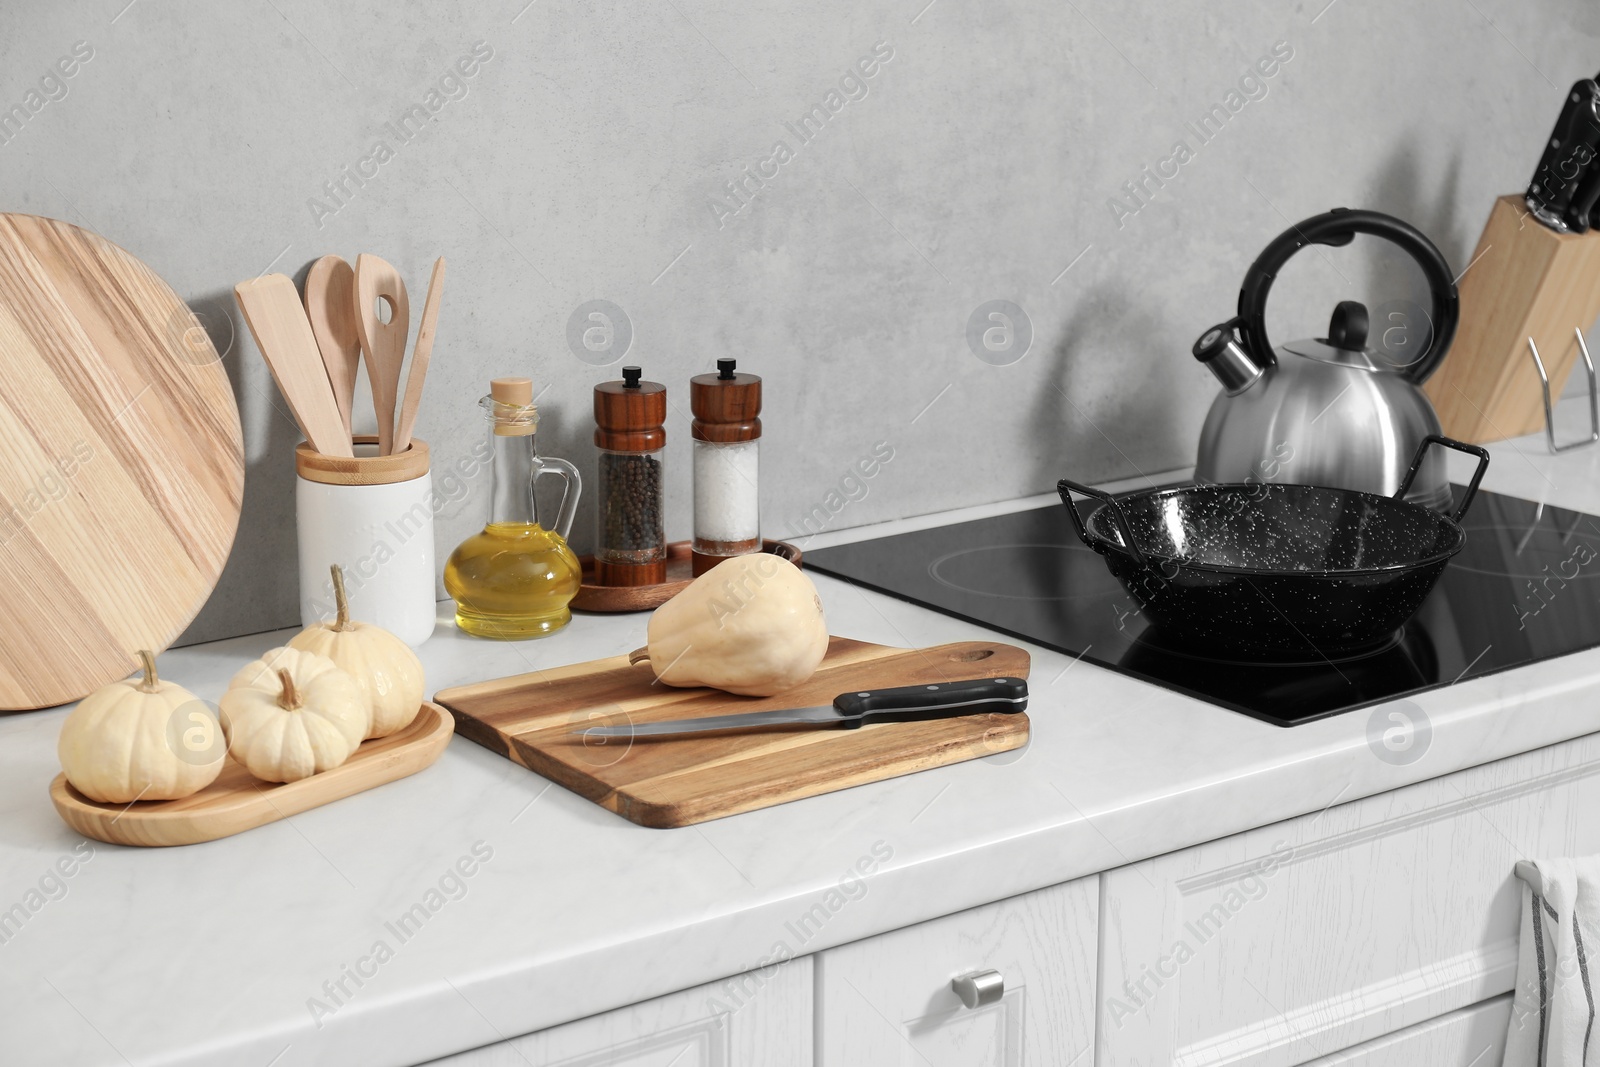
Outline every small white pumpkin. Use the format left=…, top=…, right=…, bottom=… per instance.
left=220, top=647, right=366, bottom=783
left=288, top=564, right=425, bottom=739
left=57, top=650, right=225, bottom=803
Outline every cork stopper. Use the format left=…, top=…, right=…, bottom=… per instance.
left=691, top=359, right=762, bottom=443
left=594, top=366, right=666, bottom=452
left=487, top=377, right=537, bottom=437
left=492, top=377, right=533, bottom=406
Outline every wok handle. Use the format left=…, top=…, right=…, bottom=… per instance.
left=1056, top=479, right=1147, bottom=566
left=1395, top=434, right=1491, bottom=521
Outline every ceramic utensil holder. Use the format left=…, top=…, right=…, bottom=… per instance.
left=295, top=436, right=436, bottom=647
left=1425, top=194, right=1600, bottom=443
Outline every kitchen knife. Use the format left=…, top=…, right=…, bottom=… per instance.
left=1526, top=78, right=1600, bottom=232
left=576, top=677, right=1029, bottom=739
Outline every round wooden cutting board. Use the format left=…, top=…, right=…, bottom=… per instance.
left=0, top=214, right=243, bottom=710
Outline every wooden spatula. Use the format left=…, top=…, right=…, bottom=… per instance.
left=352, top=253, right=410, bottom=455
left=303, top=255, right=361, bottom=440
left=235, top=274, right=354, bottom=457
left=394, top=256, right=445, bottom=454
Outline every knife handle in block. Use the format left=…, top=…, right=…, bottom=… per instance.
left=1527, top=79, right=1600, bottom=229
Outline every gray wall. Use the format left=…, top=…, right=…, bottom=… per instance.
left=4, top=0, right=1597, bottom=643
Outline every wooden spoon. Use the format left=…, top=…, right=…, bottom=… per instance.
left=235, top=274, right=353, bottom=458
left=352, top=253, right=410, bottom=455
left=302, top=255, right=361, bottom=440
left=394, top=257, right=446, bottom=455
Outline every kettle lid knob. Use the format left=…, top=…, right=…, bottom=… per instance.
left=1327, top=300, right=1369, bottom=350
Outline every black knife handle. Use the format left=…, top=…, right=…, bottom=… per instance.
left=1527, top=79, right=1600, bottom=229
left=1570, top=160, right=1600, bottom=233
left=832, top=677, right=1029, bottom=728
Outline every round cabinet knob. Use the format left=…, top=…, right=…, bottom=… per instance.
left=950, top=968, right=1004, bottom=1009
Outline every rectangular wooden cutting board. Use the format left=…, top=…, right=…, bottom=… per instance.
left=434, top=638, right=1030, bottom=828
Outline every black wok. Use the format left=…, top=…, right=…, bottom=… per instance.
left=1057, top=435, right=1490, bottom=658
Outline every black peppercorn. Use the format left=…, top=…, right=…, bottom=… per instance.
left=599, top=452, right=664, bottom=560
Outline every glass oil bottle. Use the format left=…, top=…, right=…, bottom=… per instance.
left=443, top=377, right=583, bottom=638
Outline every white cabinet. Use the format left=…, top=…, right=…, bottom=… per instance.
left=421, top=732, right=1600, bottom=1067
left=815, top=877, right=1098, bottom=1066
left=1300, top=995, right=1509, bottom=1066
left=418, top=957, right=811, bottom=1066
left=1097, top=734, right=1600, bottom=1067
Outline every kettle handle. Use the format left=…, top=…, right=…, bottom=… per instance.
left=1235, top=208, right=1459, bottom=385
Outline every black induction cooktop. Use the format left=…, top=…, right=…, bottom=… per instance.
left=805, top=487, right=1600, bottom=726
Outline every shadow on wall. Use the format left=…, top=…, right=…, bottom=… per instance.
left=1253, top=140, right=1467, bottom=376
left=1569, top=0, right=1600, bottom=35
left=174, top=287, right=302, bottom=647
left=1367, top=139, right=1467, bottom=298
left=1028, top=282, right=1178, bottom=496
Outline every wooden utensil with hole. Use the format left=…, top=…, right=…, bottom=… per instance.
left=302, top=255, right=361, bottom=440
left=353, top=253, right=410, bottom=455
left=234, top=274, right=353, bottom=458
left=394, top=256, right=445, bottom=455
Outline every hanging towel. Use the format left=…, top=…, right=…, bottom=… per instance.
left=1504, top=859, right=1600, bottom=1066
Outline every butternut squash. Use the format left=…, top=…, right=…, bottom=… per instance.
left=637, top=554, right=827, bottom=696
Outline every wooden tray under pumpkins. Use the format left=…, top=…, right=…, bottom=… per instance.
left=435, top=638, right=1029, bottom=828
left=50, top=703, right=454, bottom=847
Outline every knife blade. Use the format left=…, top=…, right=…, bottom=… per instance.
left=575, top=676, right=1029, bottom=739
left=1527, top=78, right=1600, bottom=232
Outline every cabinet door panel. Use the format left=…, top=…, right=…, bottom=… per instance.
left=1098, top=732, right=1600, bottom=1067
left=1300, top=995, right=1509, bottom=1066
left=419, top=956, right=810, bottom=1066
left=817, top=876, right=1096, bottom=1066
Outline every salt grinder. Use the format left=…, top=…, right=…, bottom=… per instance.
left=691, top=358, right=762, bottom=576
left=594, top=366, right=667, bottom=586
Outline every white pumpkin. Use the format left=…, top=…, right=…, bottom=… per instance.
left=57, top=650, right=225, bottom=803
left=288, top=564, right=425, bottom=739
left=220, top=647, right=366, bottom=783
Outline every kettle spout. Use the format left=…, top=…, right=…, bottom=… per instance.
left=1192, top=321, right=1264, bottom=396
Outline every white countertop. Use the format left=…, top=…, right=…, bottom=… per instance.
left=7, top=404, right=1600, bottom=1067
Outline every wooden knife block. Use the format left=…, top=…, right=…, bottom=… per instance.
left=1424, top=194, right=1600, bottom=443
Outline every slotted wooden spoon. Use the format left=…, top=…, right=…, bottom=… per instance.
left=352, top=253, right=410, bottom=455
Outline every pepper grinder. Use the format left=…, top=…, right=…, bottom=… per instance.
left=594, top=366, right=667, bottom=586
left=691, top=358, right=761, bottom=576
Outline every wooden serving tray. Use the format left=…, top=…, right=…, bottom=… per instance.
left=571, top=539, right=802, bottom=613
left=50, top=702, right=454, bottom=847
left=435, top=639, right=1029, bottom=828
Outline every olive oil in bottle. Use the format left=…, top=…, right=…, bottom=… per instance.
left=443, top=378, right=583, bottom=639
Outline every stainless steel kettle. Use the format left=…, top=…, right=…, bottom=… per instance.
left=1192, top=208, right=1460, bottom=511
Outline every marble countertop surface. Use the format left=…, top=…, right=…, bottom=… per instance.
left=8, top=405, right=1600, bottom=1067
